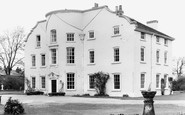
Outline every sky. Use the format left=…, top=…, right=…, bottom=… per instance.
left=0, top=0, right=184, bottom=58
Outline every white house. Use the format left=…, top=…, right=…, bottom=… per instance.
left=25, top=4, right=175, bottom=97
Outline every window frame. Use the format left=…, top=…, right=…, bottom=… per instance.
left=36, top=35, right=41, bottom=47
left=41, top=54, right=46, bottom=67
left=32, top=77, right=36, bottom=89
left=156, top=36, right=160, bottom=44
left=67, top=33, right=75, bottom=42
left=89, top=75, right=95, bottom=89
left=41, top=76, right=46, bottom=89
left=66, top=47, right=75, bottom=64
left=50, top=29, right=57, bottom=43
left=156, top=50, right=160, bottom=64
left=31, top=55, right=36, bottom=67
left=88, top=30, right=95, bottom=39
left=114, top=47, right=120, bottom=62
left=164, top=74, right=168, bottom=88
left=164, top=39, right=168, bottom=46
left=113, top=26, right=120, bottom=35
left=141, top=32, right=146, bottom=40
left=164, top=51, right=168, bottom=65
left=89, top=50, right=95, bottom=64
left=140, top=46, right=145, bottom=62
left=50, top=48, right=57, bottom=65
left=66, top=73, right=75, bottom=90
left=113, top=74, right=121, bottom=90
left=140, top=73, right=145, bottom=89
left=156, top=74, right=160, bottom=89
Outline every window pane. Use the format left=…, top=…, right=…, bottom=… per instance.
left=114, top=74, right=120, bottom=89
left=141, top=32, right=145, bottom=39
left=89, top=51, right=94, bottom=63
left=41, top=76, right=45, bottom=88
left=141, top=48, right=144, bottom=61
left=141, top=74, right=145, bottom=88
left=89, top=31, right=94, bottom=38
left=51, top=49, right=56, bottom=64
left=67, top=33, right=74, bottom=41
left=32, top=55, right=36, bottom=66
left=36, top=35, right=41, bottom=47
left=114, top=27, right=119, bottom=35
left=67, top=47, right=75, bottom=63
left=67, top=73, right=75, bottom=89
left=41, top=54, right=45, bottom=66
left=89, top=75, right=95, bottom=89
left=32, top=77, right=36, bottom=88
left=156, top=75, right=159, bottom=88
left=51, top=29, right=57, bottom=42
left=114, top=48, right=119, bottom=62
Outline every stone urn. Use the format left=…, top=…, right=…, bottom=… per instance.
left=141, top=91, right=156, bottom=115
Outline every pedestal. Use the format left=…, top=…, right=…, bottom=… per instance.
left=141, top=91, right=156, bottom=115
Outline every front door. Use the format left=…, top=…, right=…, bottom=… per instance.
left=51, top=80, right=57, bottom=93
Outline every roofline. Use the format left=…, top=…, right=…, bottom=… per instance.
left=135, top=28, right=175, bottom=41
left=25, top=20, right=46, bottom=42
left=45, top=5, right=108, bottom=17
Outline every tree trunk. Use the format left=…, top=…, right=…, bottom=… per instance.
left=4, top=67, right=12, bottom=75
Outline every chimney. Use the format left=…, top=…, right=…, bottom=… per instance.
left=146, top=20, right=158, bottom=30
left=93, top=3, right=99, bottom=8
left=116, top=5, right=124, bottom=16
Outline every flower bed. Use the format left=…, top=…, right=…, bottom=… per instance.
left=48, top=92, right=65, bottom=96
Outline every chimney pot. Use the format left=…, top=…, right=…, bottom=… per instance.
left=146, top=20, right=158, bottom=30
left=94, top=3, right=99, bottom=8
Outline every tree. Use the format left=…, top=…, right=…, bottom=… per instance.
left=173, top=57, right=185, bottom=79
left=91, top=71, right=110, bottom=96
left=0, top=27, right=25, bottom=75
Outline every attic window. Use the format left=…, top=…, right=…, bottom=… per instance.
left=141, top=32, right=145, bottom=40
left=156, top=36, right=160, bottom=43
left=114, top=26, right=119, bottom=35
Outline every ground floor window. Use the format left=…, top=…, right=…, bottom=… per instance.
left=114, top=74, right=120, bottom=89
left=32, top=77, right=36, bottom=88
left=164, top=74, right=168, bottom=88
left=41, top=76, right=46, bottom=88
left=156, top=74, right=160, bottom=88
left=89, top=75, right=95, bottom=89
left=140, top=73, right=145, bottom=89
left=67, top=73, right=75, bottom=89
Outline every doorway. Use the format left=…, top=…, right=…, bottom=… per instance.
left=51, top=80, right=57, bottom=93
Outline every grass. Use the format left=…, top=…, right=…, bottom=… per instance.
left=0, top=90, right=24, bottom=95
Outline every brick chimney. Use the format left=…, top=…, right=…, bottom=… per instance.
left=93, top=3, right=99, bottom=8
left=146, top=20, right=158, bottom=30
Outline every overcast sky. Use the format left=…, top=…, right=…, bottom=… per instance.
left=0, top=0, right=184, bottom=58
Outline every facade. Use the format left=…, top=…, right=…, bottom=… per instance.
left=25, top=4, right=175, bottom=97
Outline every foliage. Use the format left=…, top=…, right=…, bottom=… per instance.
left=4, top=97, right=24, bottom=115
left=172, top=77, right=185, bottom=91
left=26, top=90, right=44, bottom=95
left=91, top=71, right=110, bottom=96
left=0, top=27, right=25, bottom=75
left=48, top=92, right=65, bottom=96
left=173, top=57, right=185, bottom=78
left=0, top=75, right=24, bottom=90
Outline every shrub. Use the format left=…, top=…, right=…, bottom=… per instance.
left=48, top=92, right=65, bottom=96
left=172, top=77, right=185, bottom=91
left=4, top=97, right=24, bottom=115
left=91, top=71, right=110, bottom=96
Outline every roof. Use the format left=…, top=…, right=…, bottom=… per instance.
left=126, top=17, right=174, bottom=40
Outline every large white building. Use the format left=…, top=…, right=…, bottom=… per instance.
left=25, top=4, right=175, bottom=97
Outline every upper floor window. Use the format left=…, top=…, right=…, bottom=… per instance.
left=156, top=36, right=160, bottom=43
left=89, top=50, right=95, bottom=64
left=164, top=51, right=168, bottom=64
left=51, top=49, right=57, bottom=64
left=89, top=31, right=94, bottom=39
left=50, top=29, right=57, bottom=43
left=41, top=76, right=45, bottom=88
left=67, top=33, right=74, bottom=41
left=67, top=73, right=75, bottom=89
left=31, top=55, right=36, bottom=67
left=41, top=54, right=46, bottom=66
left=156, top=50, right=160, bottom=63
left=67, top=47, right=75, bottom=64
left=32, top=77, right=36, bottom=88
left=164, top=39, right=168, bottom=46
left=113, top=26, right=120, bottom=35
left=140, top=47, right=145, bottom=62
left=89, top=75, right=95, bottom=89
left=36, top=35, right=41, bottom=47
left=114, top=74, right=120, bottom=89
left=114, top=48, right=119, bottom=62
left=140, top=73, right=145, bottom=89
left=141, top=32, right=145, bottom=40
left=156, top=74, right=160, bottom=88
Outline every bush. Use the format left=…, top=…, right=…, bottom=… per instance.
left=94, top=93, right=109, bottom=97
left=0, top=75, right=24, bottom=90
left=48, top=92, right=65, bottom=96
left=26, top=90, right=44, bottom=95
left=4, top=97, right=24, bottom=115
left=172, top=77, right=185, bottom=91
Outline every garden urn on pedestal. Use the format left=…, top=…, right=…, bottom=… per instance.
left=141, top=91, right=156, bottom=115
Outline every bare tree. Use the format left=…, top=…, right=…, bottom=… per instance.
left=173, top=57, right=185, bottom=78
left=0, top=27, right=25, bottom=75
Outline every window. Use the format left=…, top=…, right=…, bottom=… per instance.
left=50, top=29, right=57, bottom=43
left=156, top=74, right=160, bottom=88
left=156, top=36, right=160, bottom=43
left=141, top=47, right=145, bottom=62
left=31, top=55, right=36, bottom=67
left=114, top=74, right=120, bottom=89
left=89, top=31, right=94, bottom=39
left=89, top=50, right=94, bottom=63
left=164, top=39, right=168, bottom=46
left=140, top=73, right=145, bottom=88
left=164, top=51, right=167, bottom=64
left=89, top=75, right=95, bottom=89
left=113, top=26, right=119, bottom=35
left=41, top=76, right=45, bottom=88
left=141, top=32, right=145, bottom=40
left=41, top=54, right=46, bottom=66
left=36, top=35, right=41, bottom=47
left=32, top=77, right=36, bottom=88
left=51, top=49, right=57, bottom=64
left=114, top=48, right=119, bottom=62
left=156, top=50, right=160, bottom=63
left=67, top=47, right=75, bottom=64
left=67, top=73, right=75, bottom=89
left=67, top=33, right=74, bottom=41
left=164, top=74, right=168, bottom=88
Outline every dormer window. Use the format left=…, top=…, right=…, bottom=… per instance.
left=36, top=35, right=41, bottom=47
left=141, top=32, right=145, bottom=40
left=50, top=29, right=57, bottom=43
